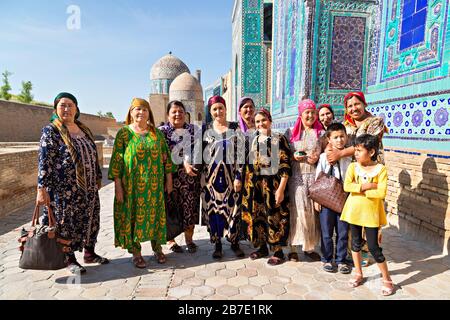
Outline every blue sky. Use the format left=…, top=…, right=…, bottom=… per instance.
left=0, top=0, right=234, bottom=121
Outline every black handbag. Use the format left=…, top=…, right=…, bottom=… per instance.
left=165, top=192, right=184, bottom=241
left=18, top=204, right=71, bottom=270
left=308, top=162, right=348, bottom=213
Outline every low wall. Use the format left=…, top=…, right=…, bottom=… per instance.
left=0, top=142, right=103, bottom=217
left=0, top=100, right=120, bottom=142
left=384, top=148, right=450, bottom=255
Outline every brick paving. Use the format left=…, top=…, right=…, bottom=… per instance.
left=1, top=182, right=449, bottom=300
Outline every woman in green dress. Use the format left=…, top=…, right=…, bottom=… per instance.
left=108, top=98, right=175, bottom=268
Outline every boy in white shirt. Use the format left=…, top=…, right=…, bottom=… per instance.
left=315, top=123, right=352, bottom=273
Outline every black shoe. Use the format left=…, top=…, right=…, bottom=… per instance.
left=212, top=242, right=222, bottom=259
left=304, top=251, right=321, bottom=261
left=231, top=243, right=245, bottom=257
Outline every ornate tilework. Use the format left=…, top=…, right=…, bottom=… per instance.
left=314, top=0, right=377, bottom=105
left=243, top=45, right=262, bottom=93
left=244, top=13, right=261, bottom=43
left=368, top=95, right=450, bottom=139
left=271, top=0, right=305, bottom=119
left=381, top=0, right=447, bottom=82
left=329, top=16, right=366, bottom=90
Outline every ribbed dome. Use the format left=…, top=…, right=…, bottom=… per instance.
left=169, top=72, right=203, bottom=101
left=150, top=53, right=190, bottom=80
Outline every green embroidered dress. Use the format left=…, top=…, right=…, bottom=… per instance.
left=108, top=126, right=175, bottom=251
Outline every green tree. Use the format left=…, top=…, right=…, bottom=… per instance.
left=97, top=111, right=104, bottom=117
left=0, top=70, right=13, bottom=100
left=104, top=112, right=115, bottom=119
left=18, top=81, right=33, bottom=103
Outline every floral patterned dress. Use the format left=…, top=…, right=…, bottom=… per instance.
left=200, top=122, right=244, bottom=244
left=286, top=127, right=323, bottom=252
left=108, top=126, right=175, bottom=251
left=38, top=125, right=101, bottom=252
left=241, top=131, right=292, bottom=249
left=159, top=122, right=201, bottom=229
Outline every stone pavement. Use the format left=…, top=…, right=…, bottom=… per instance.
left=1, top=182, right=450, bottom=300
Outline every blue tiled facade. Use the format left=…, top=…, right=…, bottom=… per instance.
left=269, top=0, right=449, bottom=153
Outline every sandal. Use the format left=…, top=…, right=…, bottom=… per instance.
left=381, top=280, right=395, bottom=296
left=267, top=255, right=285, bottom=266
left=67, top=261, right=86, bottom=274
left=231, top=243, right=245, bottom=258
left=249, top=249, right=269, bottom=260
left=84, top=253, right=110, bottom=264
left=132, top=255, right=146, bottom=269
left=288, top=252, right=299, bottom=262
left=348, top=272, right=363, bottom=288
left=155, top=252, right=166, bottom=264
left=186, top=243, right=198, bottom=253
left=169, top=243, right=183, bottom=253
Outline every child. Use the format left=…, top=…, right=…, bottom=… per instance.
left=315, top=123, right=352, bottom=274
left=340, top=134, right=394, bottom=296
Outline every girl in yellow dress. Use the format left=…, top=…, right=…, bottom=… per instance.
left=340, top=134, right=394, bottom=296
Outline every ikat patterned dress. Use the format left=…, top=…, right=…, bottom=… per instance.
left=200, top=122, right=244, bottom=244
left=38, top=125, right=101, bottom=252
left=108, top=126, right=175, bottom=251
left=159, top=122, right=201, bottom=229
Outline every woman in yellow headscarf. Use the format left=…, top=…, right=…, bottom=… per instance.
left=109, top=98, right=176, bottom=268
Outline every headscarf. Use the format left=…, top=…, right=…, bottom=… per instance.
left=290, top=99, right=322, bottom=143
left=255, top=108, right=272, bottom=122
left=53, top=92, right=80, bottom=120
left=125, top=98, right=156, bottom=132
left=207, top=95, right=226, bottom=109
left=343, top=91, right=368, bottom=127
left=50, top=92, right=99, bottom=192
left=238, top=96, right=255, bottom=133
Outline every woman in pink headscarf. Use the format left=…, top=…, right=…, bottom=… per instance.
left=285, top=99, right=324, bottom=262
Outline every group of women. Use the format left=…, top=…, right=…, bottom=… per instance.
left=36, top=90, right=386, bottom=272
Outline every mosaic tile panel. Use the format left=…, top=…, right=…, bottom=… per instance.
left=244, top=13, right=261, bottom=43
left=271, top=0, right=305, bottom=119
left=243, top=45, right=262, bottom=94
left=246, top=0, right=260, bottom=9
left=314, top=0, right=377, bottom=105
left=329, top=16, right=366, bottom=90
left=381, top=0, right=447, bottom=82
left=368, top=95, right=450, bottom=152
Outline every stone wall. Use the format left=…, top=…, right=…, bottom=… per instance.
left=385, top=149, right=450, bottom=255
left=0, top=100, right=120, bottom=142
left=0, top=142, right=103, bottom=217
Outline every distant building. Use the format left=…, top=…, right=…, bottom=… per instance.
left=149, top=52, right=204, bottom=125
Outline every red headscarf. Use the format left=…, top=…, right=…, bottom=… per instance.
left=290, top=99, right=322, bottom=143
left=343, top=92, right=368, bottom=127
left=207, top=95, right=226, bottom=109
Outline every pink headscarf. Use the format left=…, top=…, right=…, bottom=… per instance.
left=290, top=99, right=322, bottom=143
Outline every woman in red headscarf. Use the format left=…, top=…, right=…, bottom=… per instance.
left=200, top=95, right=245, bottom=260
left=285, top=99, right=324, bottom=262
left=327, top=91, right=387, bottom=165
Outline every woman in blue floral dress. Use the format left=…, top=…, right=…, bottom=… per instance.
left=37, top=92, right=108, bottom=274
